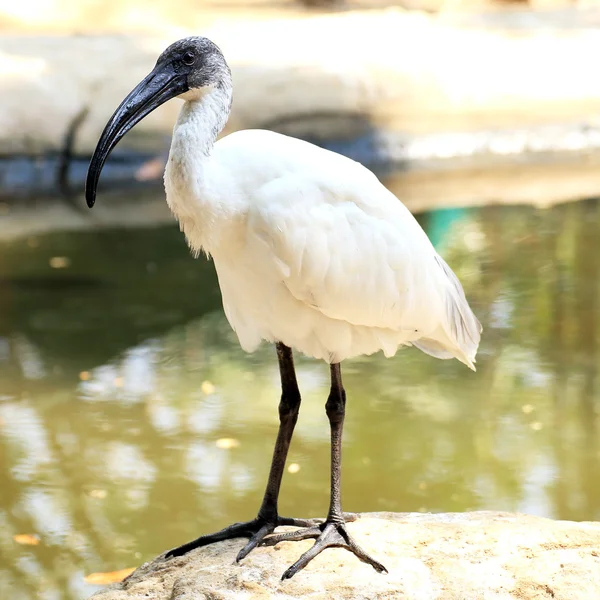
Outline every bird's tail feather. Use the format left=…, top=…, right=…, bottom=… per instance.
left=417, top=256, right=482, bottom=370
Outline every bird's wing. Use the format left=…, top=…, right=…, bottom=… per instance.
left=220, top=131, right=480, bottom=367
left=247, top=167, right=449, bottom=335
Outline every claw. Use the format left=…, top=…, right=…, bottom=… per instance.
left=165, top=520, right=256, bottom=559
left=164, top=514, right=386, bottom=579
left=270, top=521, right=387, bottom=580
left=164, top=515, right=319, bottom=561
left=236, top=523, right=275, bottom=562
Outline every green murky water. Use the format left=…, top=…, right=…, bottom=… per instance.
left=1, top=196, right=599, bottom=599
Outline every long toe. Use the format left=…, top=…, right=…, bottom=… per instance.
left=165, top=515, right=323, bottom=561
left=165, top=520, right=262, bottom=559
left=277, top=522, right=387, bottom=580
left=279, top=517, right=324, bottom=527
left=236, top=522, right=276, bottom=561
left=237, top=516, right=322, bottom=560
left=260, top=525, right=323, bottom=547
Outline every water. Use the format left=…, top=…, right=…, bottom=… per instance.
left=1, top=196, right=599, bottom=599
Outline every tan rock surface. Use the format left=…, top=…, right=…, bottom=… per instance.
left=90, top=511, right=600, bottom=599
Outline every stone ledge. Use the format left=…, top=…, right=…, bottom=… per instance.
left=6, top=9, right=600, bottom=201
left=4, top=9, right=600, bottom=158
left=89, top=511, right=600, bottom=600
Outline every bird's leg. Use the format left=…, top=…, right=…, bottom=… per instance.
left=165, top=343, right=319, bottom=562
left=261, top=363, right=387, bottom=580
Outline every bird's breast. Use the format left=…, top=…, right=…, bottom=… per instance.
left=164, top=151, right=247, bottom=257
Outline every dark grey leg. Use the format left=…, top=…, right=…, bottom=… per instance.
left=326, top=362, right=346, bottom=524
left=261, top=363, right=387, bottom=579
left=165, top=343, right=319, bottom=561
left=256, top=342, right=302, bottom=521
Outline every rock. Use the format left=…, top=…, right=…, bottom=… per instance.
left=89, top=511, right=600, bottom=599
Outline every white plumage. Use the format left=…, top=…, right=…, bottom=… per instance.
left=86, top=35, right=483, bottom=579
left=165, top=106, right=481, bottom=368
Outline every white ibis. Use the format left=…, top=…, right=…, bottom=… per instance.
left=86, top=36, right=481, bottom=579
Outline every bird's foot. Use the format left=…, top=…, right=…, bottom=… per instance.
left=164, top=515, right=322, bottom=563
left=260, top=514, right=387, bottom=580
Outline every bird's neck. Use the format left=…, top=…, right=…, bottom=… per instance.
left=171, top=83, right=232, bottom=157
left=166, top=83, right=238, bottom=256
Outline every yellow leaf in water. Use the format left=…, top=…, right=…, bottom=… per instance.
left=522, top=404, right=535, bottom=414
left=201, top=381, right=215, bottom=395
left=88, top=489, right=107, bottom=499
left=530, top=422, right=543, bottom=431
left=13, top=533, right=40, bottom=546
left=84, top=567, right=136, bottom=585
left=215, top=438, right=240, bottom=449
left=49, top=256, right=70, bottom=269
left=79, top=371, right=91, bottom=381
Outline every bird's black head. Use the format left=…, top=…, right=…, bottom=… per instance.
left=85, top=36, right=229, bottom=208
left=158, top=37, right=230, bottom=95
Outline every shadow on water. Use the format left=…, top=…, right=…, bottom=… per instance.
left=0, top=194, right=599, bottom=599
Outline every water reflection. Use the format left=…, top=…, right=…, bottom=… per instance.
left=1, top=198, right=599, bottom=599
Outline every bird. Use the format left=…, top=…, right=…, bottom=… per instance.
left=86, top=36, right=482, bottom=580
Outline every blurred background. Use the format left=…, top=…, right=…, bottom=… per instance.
left=2, top=1, right=600, bottom=598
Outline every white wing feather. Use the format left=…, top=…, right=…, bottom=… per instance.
left=181, top=130, right=481, bottom=366
left=242, top=145, right=481, bottom=368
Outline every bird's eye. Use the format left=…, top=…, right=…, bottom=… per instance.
left=182, top=51, right=195, bottom=66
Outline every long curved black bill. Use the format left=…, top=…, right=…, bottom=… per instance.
left=85, top=61, right=188, bottom=208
